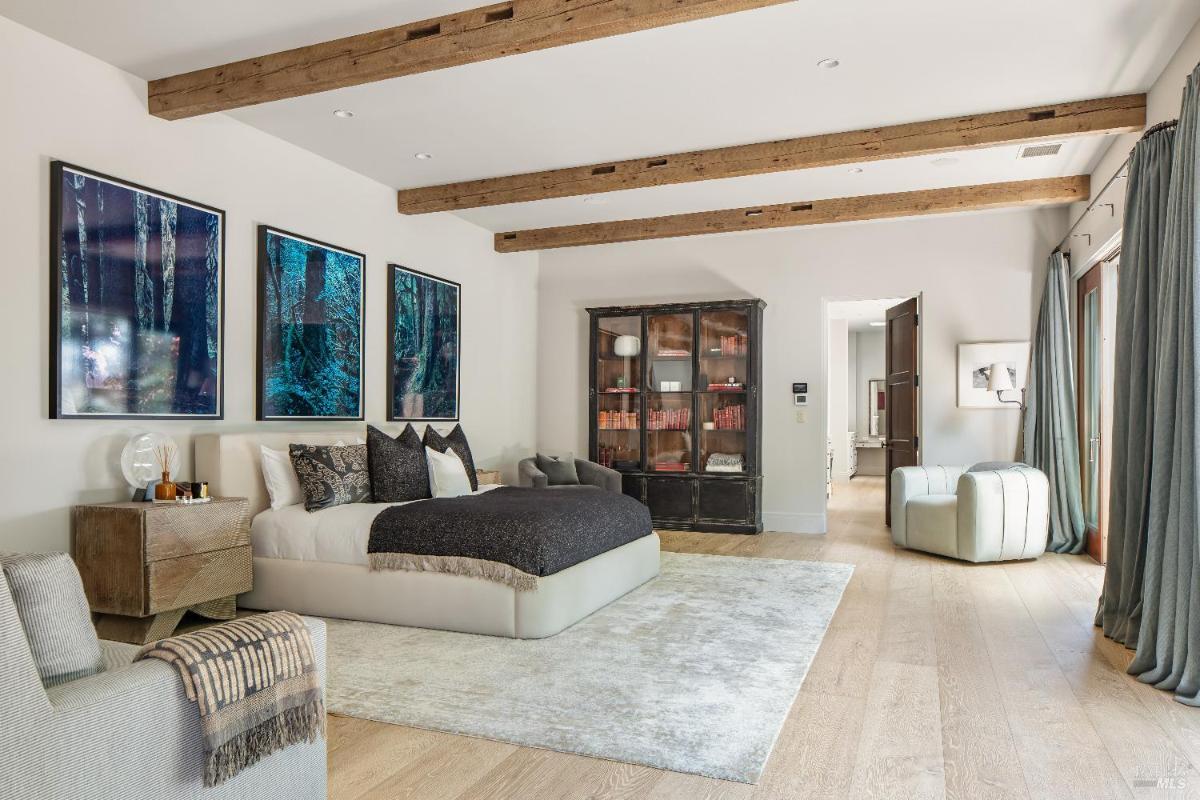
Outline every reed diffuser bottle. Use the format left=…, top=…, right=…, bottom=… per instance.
left=153, top=443, right=177, bottom=501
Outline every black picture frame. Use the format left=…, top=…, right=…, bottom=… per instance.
left=49, top=161, right=225, bottom=420
left=387, top=264, right=461, bottom=422
left=255, top=225, right=366, bottom=421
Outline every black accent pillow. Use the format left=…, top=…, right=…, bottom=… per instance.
left=423, top=424, right=478, bottom=491
left=289, top=443, right=373, bottom=512
left=367, top=424, right=431, bottom=502
left=536, top=453, right=580, bottom=486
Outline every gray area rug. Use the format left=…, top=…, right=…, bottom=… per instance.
left=323, top=552, right=853, bottom=783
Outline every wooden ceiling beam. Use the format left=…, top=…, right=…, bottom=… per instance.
left=148, top=0, right=793, bottom=120
left=401, top=95, right=1141, bottom=213
left=493, top=175, right=1090, bottom=252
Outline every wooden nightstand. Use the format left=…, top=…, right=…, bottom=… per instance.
left=73, top=498, right=252, bottom=644
left=476, top=469, right=502, bottom=486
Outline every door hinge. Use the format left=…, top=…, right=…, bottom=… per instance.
left=914, top=435, right=919, bottom=450
left=914, top=313, right=919, bottom=326
left=914, top=374, right=919, bottom=388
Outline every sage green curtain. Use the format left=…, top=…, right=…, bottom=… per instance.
left=1095, top=122, right=1177, bottom=649
left=1022, top=252, right=1085, bottom=553
left=1125, top=64, right=1200, bottom=705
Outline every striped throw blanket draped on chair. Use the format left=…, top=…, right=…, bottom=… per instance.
left=136, top=611, right=324, bottom=786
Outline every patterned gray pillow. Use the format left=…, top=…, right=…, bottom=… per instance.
left=289, top=443, right=373, bottom=512
left=424, top=425, right=478, bottom=491
left=367, top=424, right=431, bottom=502
left=0, top=551, right=103, bottom=687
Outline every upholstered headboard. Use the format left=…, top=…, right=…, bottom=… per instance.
left=195, top=431, right=359, bottom=517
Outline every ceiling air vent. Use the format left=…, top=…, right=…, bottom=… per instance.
left=1017, top=142, right=1063, bottom=159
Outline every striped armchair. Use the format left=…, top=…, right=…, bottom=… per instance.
left=0, top=552, right=327, bottom=800
left=890, top=464, right=1050, bottom=562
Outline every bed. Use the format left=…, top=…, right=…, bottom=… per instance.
left=194, top=432, right=661, bottom=638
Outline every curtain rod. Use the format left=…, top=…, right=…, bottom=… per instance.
left=1058, top=119, right=1178, bottom=250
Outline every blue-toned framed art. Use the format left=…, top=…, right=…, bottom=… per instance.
left=257, top=226, right=365, bottom=421
left=50, top=162, right=224, bottom=419
left=388, top=265, right=460, bottom=421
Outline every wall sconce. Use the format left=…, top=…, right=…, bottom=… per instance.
left=987, top=362, right=1025, bottom=408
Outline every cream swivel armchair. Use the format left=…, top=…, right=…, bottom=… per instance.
left=890, top=463, right=1050, bottom=562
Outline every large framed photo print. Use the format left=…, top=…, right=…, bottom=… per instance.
left=50, top=162, right=224, bottom=419
left=257, top=226, right=365, bottom=420
left=388, top=265, right=460, bottom=421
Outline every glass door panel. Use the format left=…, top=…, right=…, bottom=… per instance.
left=1077, top=263, right=1106, bottom=562
left=700, top=393, right=747, bottom=474
left=699, top=308, right=748, bottom=391
left=648, top=313, right=693, bottom=392
left=647, top=393, right=692, bottom=473
left=597, top=392, right=641, bottom=472
left=1081, top=288, right=1101, bottom=530
left=596, top=315, right=641, bottom=394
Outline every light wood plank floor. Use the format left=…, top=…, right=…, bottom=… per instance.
left=326, top=478, right=1198, bottom=799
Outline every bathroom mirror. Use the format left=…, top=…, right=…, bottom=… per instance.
left=868, top=379, right=886, bottom=438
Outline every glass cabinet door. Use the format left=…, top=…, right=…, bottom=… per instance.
left=698, top=309, right=749, bottom=475
left=595, top=315, right=642, bottom=472
left=647, top=313, right=693, bottom=472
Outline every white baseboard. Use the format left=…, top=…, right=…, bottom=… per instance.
left=762, top=511, right=827, bottom=534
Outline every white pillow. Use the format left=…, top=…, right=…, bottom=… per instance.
left=260, top=440, right=354, bottom=511
left=426, top=446, right=473, bottom=498
left=261, top=446, right=303, bottom=511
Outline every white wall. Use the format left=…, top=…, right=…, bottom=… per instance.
left=1066, top=19, right=1200, bottom=268
left=827, top=319, right=850, bottom=479
left=537, top=207, right=1065, bottom=533
left=0, top=16, right=540, bottom=553
left=853, top=331, right=886, bottom=436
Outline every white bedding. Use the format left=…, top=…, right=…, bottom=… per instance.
left=251, top=486, right=501, bottom=566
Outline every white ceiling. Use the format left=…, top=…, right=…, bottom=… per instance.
left=3, top=0, right=1197, bottom=234
left=829, top=298, right=907, bottom=333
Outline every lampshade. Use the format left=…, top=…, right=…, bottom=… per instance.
left=986, top=362, right=1015, bottom=392
left=613, top=335, right=640, bottom=357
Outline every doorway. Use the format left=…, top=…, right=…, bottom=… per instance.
left=1077, top=256, right=1117, bottom=563
left=824, top=297, right=918, bottom=521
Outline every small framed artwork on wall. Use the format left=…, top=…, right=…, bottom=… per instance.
left=957, top=341, right=1031, bottom=408
left=257, top=226, right=365, bottom=420
left=388, top=265, right=460, bottom=421
left=50, top=161, right=224, bottom=419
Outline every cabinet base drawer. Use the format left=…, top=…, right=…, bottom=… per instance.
left=147, top=546, right=252, bottom=614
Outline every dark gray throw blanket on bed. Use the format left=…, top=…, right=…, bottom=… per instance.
left=367, top=486, right=653, bottom=591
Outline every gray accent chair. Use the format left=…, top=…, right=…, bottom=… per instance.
left=0, top=553, right=327, bottom=800
left=518, top=457, right=622, bottom=492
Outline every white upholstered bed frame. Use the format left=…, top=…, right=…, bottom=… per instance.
left=195, top=431, right=660, bottom=639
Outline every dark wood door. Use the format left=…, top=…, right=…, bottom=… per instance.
left=1077, top=264, right=1105, bottom=563
left=885, top=298, right=919, bottom=525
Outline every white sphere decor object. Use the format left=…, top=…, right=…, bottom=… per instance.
left=120, top=432, right=181, bottom=488
left=613, top=335, right=641, bottom=358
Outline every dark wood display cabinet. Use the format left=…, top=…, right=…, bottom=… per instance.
left=588, top=299, right=765, bottom=533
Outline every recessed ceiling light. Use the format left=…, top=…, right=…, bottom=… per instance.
left=931, top=157, right=959, bottom=167
left=869, top=321, right=886, bottom=327
left=332, top=109, right=354, bottom=119
left=413, top=152, right=434, bottom=160
left=817, top=58, right=840, bottom=69
left=849, top=167, right=863, bottom=174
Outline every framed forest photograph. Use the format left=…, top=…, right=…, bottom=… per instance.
left=50, top=161, right=224, bottom=419
left=257, top=226, right=365, bottom=421
left=388, top=265, right=460, bottom=421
